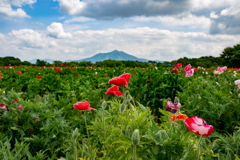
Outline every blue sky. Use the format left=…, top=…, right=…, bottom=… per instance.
left=0, top=0, right=240, bottom=62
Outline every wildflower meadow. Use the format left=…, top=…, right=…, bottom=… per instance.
left=0, top=63, right=240, bottom=159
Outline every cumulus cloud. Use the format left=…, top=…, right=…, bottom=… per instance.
left=131, top=13, right=211, bottom=29
left=210, top=11, right=219, bottom=19
left=9, top=29, right=57, bottom=48
left=47, top=22, right=72, bottom=38
left=54, top=0, right=191, bottom=19
left=0, top=0, right=35, bottom=18
left=1, top=27, right=239, bottom=61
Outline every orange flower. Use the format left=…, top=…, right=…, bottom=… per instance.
left=171, top=113, right=188, bottom=122
left=176, top=113, right=188, bottom=121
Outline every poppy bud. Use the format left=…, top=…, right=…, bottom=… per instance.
left=152, top=146, right=159, bottom=155
left=127, top=94, right=132, bottom=101
left=156, top=130, right=168, bottom=140
left=120, top=103, right=126, bottom=114
left=72, top=128, right=79, bottom=140
left=102, top=100, right=107, bottom=109
left=132, top=129, right=140, bottom=146
left=174, top=96, right=180, bottom=104
left=125, top=125, right=131, bottom=137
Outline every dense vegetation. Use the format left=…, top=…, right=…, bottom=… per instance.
left=0, top=63, right=240, bottom=159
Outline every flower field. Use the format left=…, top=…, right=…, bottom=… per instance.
left=0, top=64, right=240, bottom=159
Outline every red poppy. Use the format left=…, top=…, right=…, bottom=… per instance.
left=0, top=104, right=9, bottom=111
left=176, top=63, right=182, bottom=68
left=13, top=99, right=18, bottom=102
left=17, top=106, right=23, bottom=112
left=108, top=73, right=131, bottom=88
left=0, top=76, right=2, bottom=79
left=194, top=68, right=198, bottom=72
left=105, top=85, right=123, bottom=97
left=73, top=101, right=96, bottom=111
left=184, top=116, right=214, bottom=137
left=34, top=118, right=39, bottom=121
left=36, top=76, right=42, bottom=79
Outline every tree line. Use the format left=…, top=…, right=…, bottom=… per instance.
left=1, top=43, right=239, bottom=68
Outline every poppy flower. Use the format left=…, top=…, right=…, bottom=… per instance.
left=13, top=99, right=18, bottom=102
left=73, top=101, right=96, bottom=111
left=176, top=63, right=182, bottom=68
left=0, top=104, right=9, bottom=111
left=105, top=85, right=123, bottom=97
left=184, top=116, right=214, bottom=137
left=18, top=71, right=22, bottom=74
left=185, top=69, right=194, bottom=77
left=170, top=113, right=188, bottom=122
left=171, top=67, right=178, bottom=73
left=108, top=73, right=131, bottom=88
left=17, top=106, right=23, bottom=112
left=36, top=76, right=42, bottom=79
left=194, top=68, right=198, bottom=72
left=166, top=101, right=180, bottom=113
left=34, top=118, right=39, bottom=121
left=235, top=79, right=240, bottom=89
left=0, top=76, right=2, bottom=79
left=184, top=64, right=192, bottom=72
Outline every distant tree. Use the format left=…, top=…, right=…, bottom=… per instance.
left=220, top=43, right=240, bottom=67
left=36, top=59, right=47, bottom=66
left=22, top=61, right=32, bottom=66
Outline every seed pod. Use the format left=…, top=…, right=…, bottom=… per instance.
left=72, top=128, right=79, bottom=140
left=120, top=103, right=126, bottom=114
left=132, top=129, right=140, bottom=146
left=102, top=100, right=107, bottom=109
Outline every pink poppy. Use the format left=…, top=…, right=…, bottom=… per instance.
left=18, top=71, right=22, bottom=74
left=34, top=118, right=39, bottom=121
left=0, top=104, right=9, bottom=111
left=105, top=85, right=123, bottom=97
left=108, top=73, right=131, bottom=88
left=165, top=101, right=180, bottom=113
left=73, top=101, right=96, bottom=111
left=235, top=79, right=240, bottom=89
left=184, top=64, right=192, bottom=72
left=171, top=67, right=178, bottom=73
left=17, top=106, right=23, bottom=112
left=176, top=63, right=182, bottom=68
left=185, top=69, right=194, bottom=77
left=185, top=116, right=214, bottom=137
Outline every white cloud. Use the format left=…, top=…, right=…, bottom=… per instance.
left=0, top=33, right=5, bottom=39
left=10, top=0, right=37, bottom=7
left=0, top=0, right=35, bottom=18
left=210, top=11, right=219, bottom=19
left=1, top=27, right=240, bottom=62
left=220, top=2, right=240, bottom=17
left=54, top=0, right=86, bottom=15
left=64, top=17, right=95, bottom=24
left=47, top=22, right=72, bottom=39
left=131, top=14, right=211, bottom=29
left=9, top=29, right=57, bottom=48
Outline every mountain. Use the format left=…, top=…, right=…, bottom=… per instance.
left=28, top=50, right=163, bottom=64
left=73, top=50, right=162, bottom=63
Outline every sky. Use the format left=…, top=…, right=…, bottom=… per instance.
left=0, top=0, right=240, bottom=62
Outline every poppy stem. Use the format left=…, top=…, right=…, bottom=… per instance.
left=197, top=135, right=203, bottom=160
left=84, top=111, right=90, bottom=149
